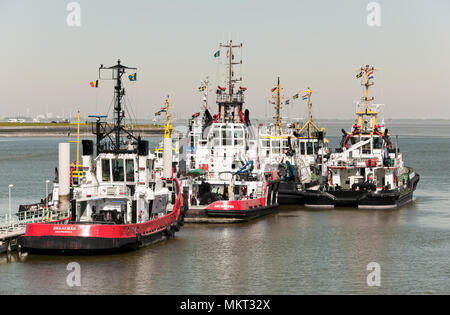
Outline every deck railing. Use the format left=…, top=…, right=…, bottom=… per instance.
left=0, top=208, right=70, bottom=233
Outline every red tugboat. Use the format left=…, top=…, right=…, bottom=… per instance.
left=20, top=60, right=187, bottom=253
left=176, top=41, right=280, bottom=223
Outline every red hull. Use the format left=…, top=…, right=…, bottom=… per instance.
left=20, top=180, right=185, bottom=253
left=205, top=197, right=266, bottom=211
left=187, top=180, right=280, bottom=221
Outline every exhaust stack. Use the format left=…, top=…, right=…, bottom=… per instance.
left=58, top=142, right=70, bottom=211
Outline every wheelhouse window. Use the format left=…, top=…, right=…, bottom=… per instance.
left=112, top=159, right=124, bottom=182
left=102, top=159, right=110, bottom=181
left=373, top=136, right=382, bottom=149
left=313, top=141, right=319, bottom=154
left=269, top=140, right=279, bottom=154
left=300, top=142, right=306, bottom=155
left=147, top=158, right=155, bottom=179
left=362, top=137, right=371, bottom=154
left=233, top=128, right=243, bottom=139
left=233, top=127, right=244, bottom=146
left=126, top=159, right=134, bottom=182
left=221, top=125, right=232, bottom=146
left=306, top=142, right=313, bottom=155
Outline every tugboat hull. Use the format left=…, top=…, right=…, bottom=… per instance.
left=20, top=186, right=186, bottom=254
left=279, top=173, right=419, bottom=209
left=185, top=181, right=279, bottom=223
left=278, top=181, right=305, bottom=205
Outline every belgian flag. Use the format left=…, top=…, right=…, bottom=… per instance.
left=90, top=80, right=98, bottom=88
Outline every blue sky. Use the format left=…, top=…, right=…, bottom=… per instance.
left=1, top=0, right=449, bottom=121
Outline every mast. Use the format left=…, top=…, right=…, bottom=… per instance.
left=200, top=77, right=209, bottom=111
left=163, top=95, right=173, bottom=178
left=356, top=65, right=378, bottom=130
left=296, top=87, right=322, bottom=138
left=164, top=95, right=173, bottom=139
left=76, top=111, right=80, bottom=176
left=69, top=110, right=82, bottom=183
left=271, top=77, right=283, bottom=135
left=216, top=40, right=244, bottom=123
left=93, top=59, right=138, bottom=154
left=306, top=88, right=313, bottom=138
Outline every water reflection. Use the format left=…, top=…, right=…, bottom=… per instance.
left=1, top=128, right=450, bottom=294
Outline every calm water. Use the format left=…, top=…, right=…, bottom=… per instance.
left=1, top=120, right=450, bottom=294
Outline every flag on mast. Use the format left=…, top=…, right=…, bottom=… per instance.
left=90, top=80, right=98, bottom=88
left=214, top=50, right=220, bottom=58
left=128, top=73, right=137, bottom=81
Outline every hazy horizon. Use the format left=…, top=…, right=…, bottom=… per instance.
left=1, top=0, right=449, bottom=121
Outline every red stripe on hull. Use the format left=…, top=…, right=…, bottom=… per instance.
left=23, top=209, right=177, bottom=239
left=205, top=197, right=265, bottom=211
left=20, top=179, right=184, bottom=252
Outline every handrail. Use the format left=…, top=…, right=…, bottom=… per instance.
left=0, top=208, right=70, bottom=232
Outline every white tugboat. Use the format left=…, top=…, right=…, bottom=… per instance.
left=258, top=77, right=297, bottom=171
left=20, top=60, right=187, bottom=253
left=260, top=80, right=328, bottom=205
left=179, top=41, right=280, bottom=223
left=301, top=65, right=420, bottom=209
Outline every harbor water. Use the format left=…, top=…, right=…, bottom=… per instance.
left=1, top=120, right=450, bottom=294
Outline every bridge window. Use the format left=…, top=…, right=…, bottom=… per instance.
left=362, top=137, right=371, bottom=154
left=373, top=136, right=382, bottom=149
left=233, top=129, right=243, bottom=139
left=314, top=141, right=319, bottom=154
left=300, top=142, right=306, bottom=155
left=306, top=142, right=313, bottom=155
left=102, top=159, right=110, bottom=181
left=146, top=159, right=153, bottom=174
left=221, top=126, right=232, bottom=146
left=126, top=159, right=134, bottom=182
left=112, top=159, right=124, bottom=182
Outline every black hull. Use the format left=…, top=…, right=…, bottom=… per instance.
left=280, top=173, right=419, bottom=209
left=205, top=203, right=278, bottom=221
left=278, top=181, right=305, bottom=205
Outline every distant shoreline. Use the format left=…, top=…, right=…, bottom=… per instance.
left=0, top=124, right=165, bottom=137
